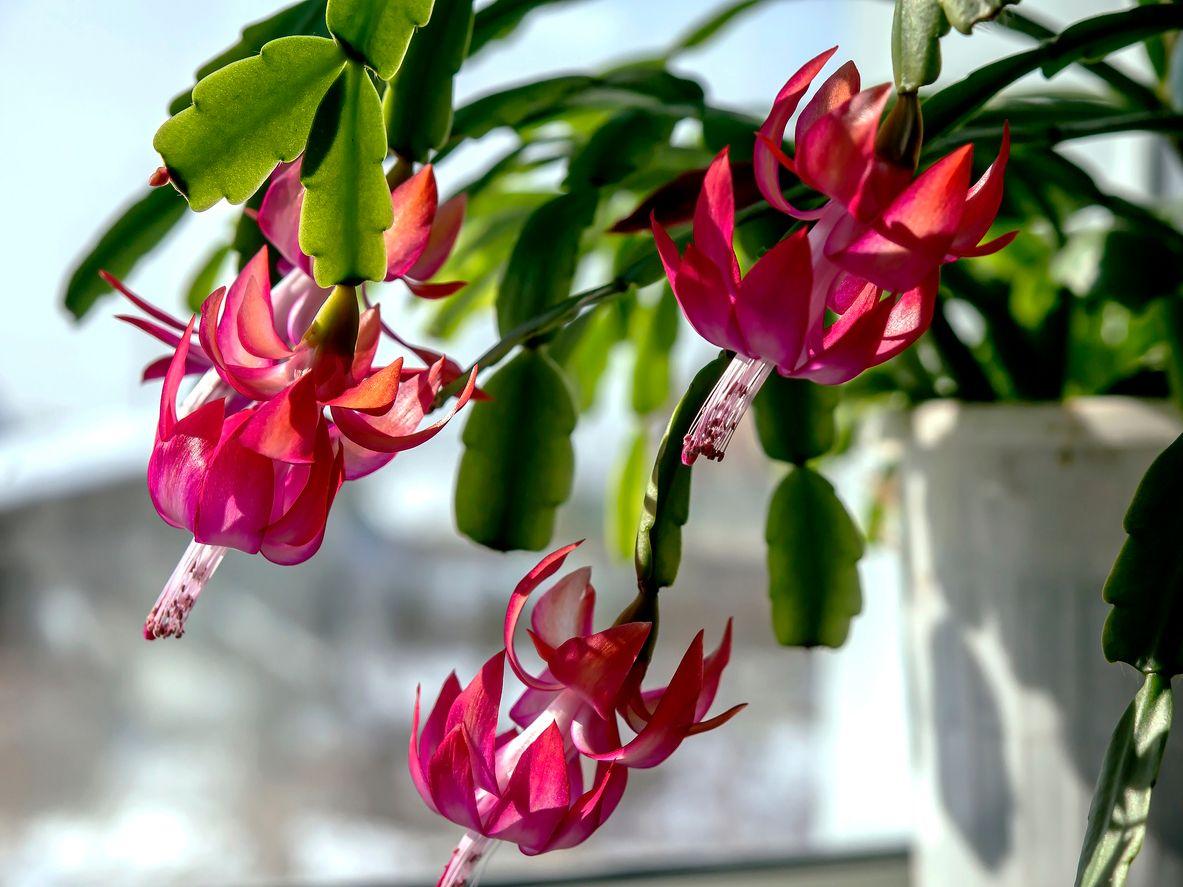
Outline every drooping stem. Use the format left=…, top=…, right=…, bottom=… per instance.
left=143, top=541, right=228, bottom=640
left=437, top=832, right=497, bottom=887
left=682, top=355, right=773, bottom=464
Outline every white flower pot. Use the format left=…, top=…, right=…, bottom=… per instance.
left=902, top=398, right=1183, bottom=887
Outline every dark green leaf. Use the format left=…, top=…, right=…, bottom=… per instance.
left=566, top=108, right=677, bottom=190
left=1091, top=226, right=1183, bottom=309
left=185, top=244, right=234, bottom=312
left=496, top=191, right=597, bottom=336
left=635, top=354, right=728, bottom=593
left=924, top=5, right=1183, bottom=139
left=608, top=427, right=650, bottom=562
left=326, top=0, right=434, bottom=79
left=669, top=0, right=773, bottom=54
left=64, top=186, right=188, bottom=319
left=300, top=62, right=392, bottom=286
left=469, top=0, right=584, bottom=56
left=1103, top=433, right=1183, bottom=676
left=631, top=287, right=680, bottom=415
left=941, top=0, right=1018, bottom=34
left=1075, top=673, right=1173, bottom=887
left=383, top=0, right=473, bottom=160
left=766, top=465, right=864, bottom=647
left=455, top=349, right=577, bottom=551
left=154, top=35, right=346, bottom=211
left=752, top=376, right=839, bottom=465
left=168, top=0, right=329, bottom=115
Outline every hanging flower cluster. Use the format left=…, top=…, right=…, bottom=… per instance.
left=656, top=47, right=1013, bottom=464
left=110, top=163, right=477, bottom=639
left=410, top=543, right=742, bottom=885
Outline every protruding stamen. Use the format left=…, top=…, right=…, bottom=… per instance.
left=143, top=541, right=227, bottom=640
left=437, top=832, right=496, bottom=887
left=682, top=355, right=774, bottom=464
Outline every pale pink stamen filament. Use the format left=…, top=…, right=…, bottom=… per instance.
left=437, top=832, right=497, bottom=887
left=683, top=355, right=773, bottom=464
left=143, top=541, right=228, bottom=640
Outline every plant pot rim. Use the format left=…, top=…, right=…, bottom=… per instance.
left=904, top=396, right=1180, bottom=451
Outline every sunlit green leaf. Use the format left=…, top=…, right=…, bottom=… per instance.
left=631, top=287, right=679, bottom=415
left=326, top=0, right=434, bottom=79
left=767, top=465, right=864, bottom=647
left=496, top=191, right=597, bottom=335
left=566, top=108, right=677, bottom=190
left=635, top=354, right=728, bottom=593
left=169, top=0, right=329, bottom=115
left=383, top=0, right=473, bottom=160
left=1076, top=673, right=1173, bottom=887
left=469, top=0, right=583, bottom=56
left=455, top=349, right=577, bottom=551
left=64, top=186, right=188, bottom=319
left=608, top=427, right=650, bottom=562
left=299, top=62, right=392, bottom=286
left=154, top=36, right=346, bottom=211
left=549, top=300, right=629, bottom=412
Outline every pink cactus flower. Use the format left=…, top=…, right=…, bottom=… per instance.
left=256, top=159, right=473, bottom=386
left=108, top=251, right=476, bottom=640
left=656, top=47, right=1013, bottom=464
left=410, top=543, right=742, bottom=885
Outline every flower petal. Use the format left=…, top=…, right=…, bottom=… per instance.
left=673, top=243, right=748, bottom=355
left=547, top=622, right=651, bottom=721
left=693, top=149, right=741, bottom=289
left=950, top=122, right=1010, bottom=256
left=753, top=46, right=839, bottom=217
left=734, top=227, right=814, bottom=371
left=407, top=193, right=466, bottom=281
left=486, top=723, right=571, bottom=846
left=257, top=160, right=312, bottom=276
left=327, top=357, right=404, bottom=415
left=237, top=376, right=320, bottom=463
left=531, top=567, right=596, bottom=650
left=426, top=727, right=483, bottom=832
left=385, top=166, right=438, bottom=281
left=504, top=542, right=584, bottom=693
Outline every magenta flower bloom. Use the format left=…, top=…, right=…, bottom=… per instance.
left=656, top=47, right=1012, bottom=464
left=109, top=251, right=476, bottom=639
left=410, top=543, right=741, bottom=884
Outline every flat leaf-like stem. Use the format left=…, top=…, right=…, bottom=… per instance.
left=64, top=186, right=187, bottom=319
left=634, top=354, right=729, bottom=594
left=326, top=0, right=434, bottom=79
left=1075, top=674, right=1174, bottom=887
left=455, top=349, right=577, bottom=551
left=153, top=35, right=346, bottom=211
left=766, top=465, right=864, bottom=647
left=300, top=61, right=393, bottom=286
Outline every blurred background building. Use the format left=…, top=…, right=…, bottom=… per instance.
left=0, top=0, right=1157, bottom=883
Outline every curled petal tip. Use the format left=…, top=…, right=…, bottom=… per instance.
left=148, top=166, right=170, bottom=188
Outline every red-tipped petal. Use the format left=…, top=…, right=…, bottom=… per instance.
left=503, top=542, right=584, bottom=692
left=327, top=357, right=404, bottom=414
left=539, top=762, right=628, bottom=853
left=673, top=243, right=748, bottom=355
left=548, top=623, right=651, bottom=721
left=734, top=228, right=814, bottom=371
left=754, top=46, right=840, bottom=217
left=404, top=277, right=467, bottom=299
left=407, top=193, right=466, bottom=281
left=444, top=652, right=505, bottom=795
left=426, top=727, right=484, bottom=832
left=950, top=122, right=1010, bottom=256
left=237, top=376, right=320, bottom=463
left=236, top=274, right=293, bottom=360
left=531, top=566, right=596, bottom=649
left=486, top=723, right=571, bottom=846
left=386, top=166, right=438, bottom=280
left=828, top=145, right=972, bottom=292
left=693, top=149, right=740, bottom=289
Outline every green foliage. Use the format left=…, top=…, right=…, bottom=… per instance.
left=455, top=349, right=577, bottom=551
left=153, top=36, right=346, bottom=211
left=608, top=428, right=650, bottom=562
left=669, top=0, right=774, bottom=54
left=495, top=191, right=597, bottom=336
left=64, top=187, right=187, bottom=319
left=892, top=0, right=951, bottom=93
left=752, top=376, right=840, bottom=465
left=185, top=244, right=234, bottom=312
left=326, top=0, right=434, bottom=79
left=634, top=354, right=728, bottom=593
left=566, top=109, right=677, bottom=190
left=924, top=4, right=1183, bottom=138
left=766, top=466, right=864, bottom=648
left=383, top=0, right=474, bottom=161
left=630, top=288, right=680, bottom=415
left=1076, top=673, right=1173, bottom=887
left=1103, top=434, right=1183, bottom=676
left=549, top=301, right=630, bottom=412
left=469, top=0, right=582, bottom=56
left=168, top=0, right=329, bottom=115
left=299, top=62, right=392, bottom=285
left=1091, top=226, right=1183, bottom=309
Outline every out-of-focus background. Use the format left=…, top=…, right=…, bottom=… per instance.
left=0, top=1, right=1161, bottom=884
